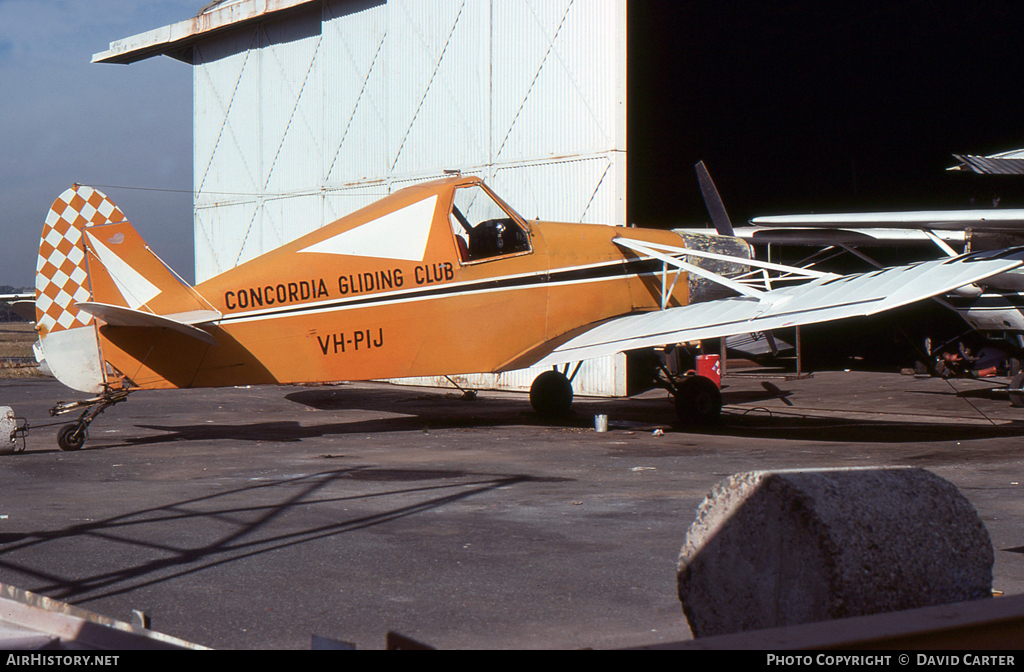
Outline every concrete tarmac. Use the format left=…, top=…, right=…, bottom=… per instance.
left=0, top=370, right=1022, bottom=649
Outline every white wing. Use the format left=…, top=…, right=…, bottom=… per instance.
left=751, top=209, right=1024, bottom=231
left=525, top=248, right=1024, bottom=369
left=712, top=226, right=967, bottom=249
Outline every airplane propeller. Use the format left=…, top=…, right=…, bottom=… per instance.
left=696, top=161, right=782, bottom=360
left=695, top=161, right=735, bottom=237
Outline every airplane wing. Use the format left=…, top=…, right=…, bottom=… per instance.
left=751, top=209, right=1024, bottom=231
left=524, top=247, right=1024, bottom=369
left=677, top=226, right=966, bottom=249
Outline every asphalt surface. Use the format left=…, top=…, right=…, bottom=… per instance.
left=0, top=370, right=1022, bottom=650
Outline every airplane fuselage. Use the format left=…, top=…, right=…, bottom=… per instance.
left=95, top=178, right=692, bottom=390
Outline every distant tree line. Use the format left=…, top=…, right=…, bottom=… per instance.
left=0, top=285, right=32, bottom=323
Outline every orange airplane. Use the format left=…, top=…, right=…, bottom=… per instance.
left=33, top=176, right=1024, bottom=450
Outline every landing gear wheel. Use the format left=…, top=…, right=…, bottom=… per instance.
left=57, top=424, right=86, bottom=452
left=1010, top=372, right=1024, bottom=408
left=674, top=375, right=722, bottom=425
left=530, top=371, right=574, bottom=418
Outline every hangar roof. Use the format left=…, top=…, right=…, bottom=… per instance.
left=91, top=0, right=319, bottom=64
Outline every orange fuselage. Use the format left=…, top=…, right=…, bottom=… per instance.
left=95, top=177, right=690, bottom=390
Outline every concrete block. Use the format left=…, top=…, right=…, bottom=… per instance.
left=677, top=468, right=993, bottom=638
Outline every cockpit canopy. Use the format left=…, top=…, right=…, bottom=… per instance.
left=448, top=183, right=531, bottom=263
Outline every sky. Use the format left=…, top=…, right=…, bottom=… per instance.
left=0, top=0, right=197, bottom=287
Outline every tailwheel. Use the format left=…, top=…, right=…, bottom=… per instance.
left=49, top=387, right=131, bottom=452
left=57, top=424, right=87, bottom=452
left=530, top=370, right=574, bottom=418
left=674, top=375, right=722, bottom=426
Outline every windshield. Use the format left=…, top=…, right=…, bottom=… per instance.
left=449, top=185, right=530, bottom=263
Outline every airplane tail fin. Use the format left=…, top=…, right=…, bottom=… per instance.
left=35, top=186, right=217, bottom=392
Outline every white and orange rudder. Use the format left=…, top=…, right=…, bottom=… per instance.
left=35, top=186, right=220, bottom=393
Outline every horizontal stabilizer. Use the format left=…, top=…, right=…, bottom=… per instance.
left=527, top=249, right=1024, bottom=368
left=76, top=302, right=220, bottom=346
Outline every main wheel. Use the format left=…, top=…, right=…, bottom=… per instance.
left=530, top=371, right=574, bottom=417
left=57, top=424, right=86, bottom=452
left=674, top=375, right=722, bottom=425
left=1010, top=372, right=1024, bottom=408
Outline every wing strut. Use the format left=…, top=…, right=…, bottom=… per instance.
left=613, top=237, right=834, bottom=309
left=516, top=248, right=1024, bottom=370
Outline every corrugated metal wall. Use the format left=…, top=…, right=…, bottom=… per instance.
left=193, top=0, right=628, bottom=395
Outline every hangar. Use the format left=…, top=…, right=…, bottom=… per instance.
left=94, top=0, right=630, bottom=395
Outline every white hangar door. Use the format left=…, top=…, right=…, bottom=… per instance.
left=193, top=3, right=325, bottom=280
left=192, top=0, right=627, bottom=395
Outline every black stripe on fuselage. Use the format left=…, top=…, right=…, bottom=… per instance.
left=216, top=258, right=665, bottom=324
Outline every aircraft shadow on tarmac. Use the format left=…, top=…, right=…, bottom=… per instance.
left=120, top=413, right=596, bottom=448
left=30, top=382, right=1021, bottom=452
left=721, top=382, right=795, bottom=406
left=907, top=385, right=1010, bottom=402
left=0, top=466, right=567, bottom=604
left=104, top=418, right=1022, bottom=452
left=107, top=383, right=795, bottom=447
left=281, top=384, right=1024, bottom=445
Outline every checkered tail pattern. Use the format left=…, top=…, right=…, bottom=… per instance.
left=35, top=186, right=126, bottom=335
